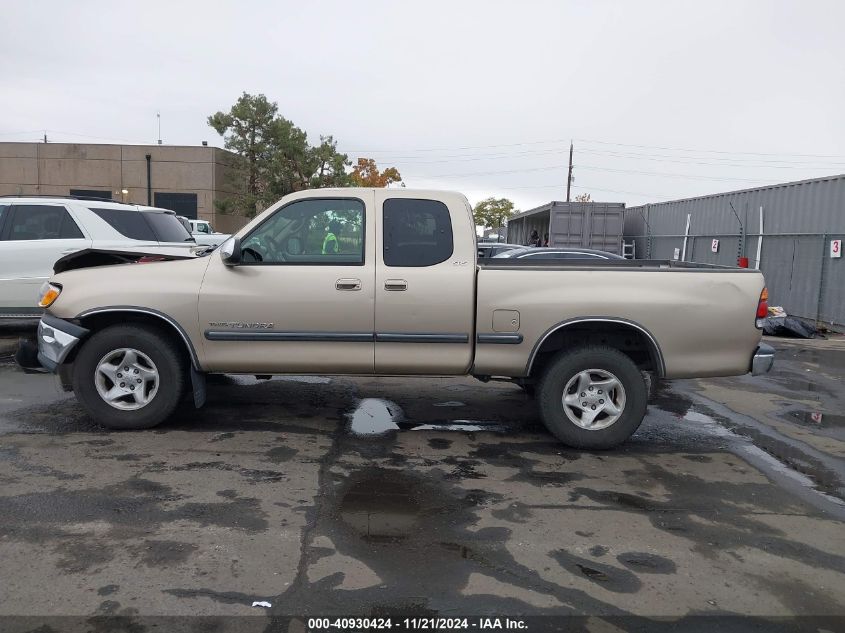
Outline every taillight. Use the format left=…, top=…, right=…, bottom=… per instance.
left=755, top=287, right=769, bottom=327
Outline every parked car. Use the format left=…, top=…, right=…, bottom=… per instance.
left=0, top=196, right=199, bottom=318
left=178, top=216, right=231, bottom=248
left=492, top=246, right=624, bottom=260
left=477, top=242, right=522, bottom=258
left=19, top=188, right=774, bottom=448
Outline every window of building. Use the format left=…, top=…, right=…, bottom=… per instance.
left=1, top=205, right=84, bottom=241
left=383, top=198, right=453, bottom=267
left=154, top=192, right=198, bottom=219
left=70, top=189, right=113, bottom=200
left=240, top=198, right=364, bottom=265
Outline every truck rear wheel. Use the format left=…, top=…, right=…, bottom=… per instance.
left=72, top=324, right=187, bottom=430
left=537, top=346, right=647, bottom=449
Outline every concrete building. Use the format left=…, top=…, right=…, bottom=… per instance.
left=0, top=142, right=248, bottom=232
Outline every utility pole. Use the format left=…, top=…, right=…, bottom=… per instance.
left=157, top=112, right=162, bottom=145
left=566, top=141, right=573, bottom=202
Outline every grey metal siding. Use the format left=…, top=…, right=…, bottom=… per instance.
left=507, top=201, right=624, bottom=254
left=624, top=174, right=845, bottom=326
left=549, top=202, right=624, bottom=254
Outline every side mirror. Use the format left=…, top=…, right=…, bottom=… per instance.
left=220, top=237, right=241, bottom=265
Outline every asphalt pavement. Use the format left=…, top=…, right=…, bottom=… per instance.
left=0, top=335, right=843, bottom=630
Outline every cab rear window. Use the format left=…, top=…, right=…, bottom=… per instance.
left=383, top=198, right=453, bottom=267
left=91, top=208, right=192, bottom=243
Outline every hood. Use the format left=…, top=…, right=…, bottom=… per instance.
left=53, top=248, right=199, bottom=274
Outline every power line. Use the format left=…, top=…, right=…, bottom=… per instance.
left=577, top=165, right=780, bottom=183
left=496, top=182, right=667, bottom=199
left=577, top=148, right=845, bottom=168
left=575, top=137, right=845, bottom=160
left=346, top=136, right=845, bottom=160
left=416, top=162, right=792, bottom=183
left=425, top=165, right=564, bottom=179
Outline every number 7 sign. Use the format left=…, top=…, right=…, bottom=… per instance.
left=832, top=239, right=842, bottom=258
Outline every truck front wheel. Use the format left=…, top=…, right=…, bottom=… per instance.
left=537, top=346, right=647, bottom=449
left=72, top=324, right=187, bottom=430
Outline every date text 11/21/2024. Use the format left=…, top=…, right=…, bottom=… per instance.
left=306, top=617, right=527, bottom=630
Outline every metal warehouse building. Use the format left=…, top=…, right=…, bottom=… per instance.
left=624, top=174, right=845, bottom=327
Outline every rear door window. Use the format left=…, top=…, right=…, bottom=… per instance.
left=90, top=208, right=192, bottom=243
left=144, top=212, right=194, bottom=243
left=90, top=208, right=156, bottom=240
left=1, top=205, right=84, bottom=241
left=383, top=198, right=453, bottom=267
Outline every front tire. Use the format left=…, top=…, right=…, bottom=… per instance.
left=537, top=346, right=647, bottom=449
left=72, top=324, right=187, bottom=429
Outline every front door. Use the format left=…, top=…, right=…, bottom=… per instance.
left=198, top=193, right=375, bottom=373
left=374, top=191, right=476, bottom=374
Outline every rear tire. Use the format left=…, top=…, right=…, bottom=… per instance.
left=537, top=346, right=647, bottom=449
left=72, top=324, right=187, bottom=430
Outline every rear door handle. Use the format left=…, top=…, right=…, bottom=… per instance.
left=336, top=278, right=362, bottom=291
left=384, top=279, right=408, bottom=291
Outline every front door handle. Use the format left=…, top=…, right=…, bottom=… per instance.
left=336, top=278, right=362, bottom=291
left=384, top=279, right=408, bottom=291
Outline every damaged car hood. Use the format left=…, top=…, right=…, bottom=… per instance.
left=53, top=248, right=201, bottom=274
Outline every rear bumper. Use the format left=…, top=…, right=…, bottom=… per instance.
left=751, top=342, right=775, bottom=376
left=31, top=315, right=89, bottom=373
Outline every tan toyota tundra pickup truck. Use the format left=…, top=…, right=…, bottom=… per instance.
left=18, top=188, right=775, bottom=448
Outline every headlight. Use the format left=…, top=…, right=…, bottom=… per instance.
left=38, top=282, right=62, bottom=308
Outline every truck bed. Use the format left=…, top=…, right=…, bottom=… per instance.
left=473, top=259, right=765, bottom=380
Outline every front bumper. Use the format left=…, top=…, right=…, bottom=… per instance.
left=751, top=342, right=775, bottom=376
left=32, top=314, right=89, bottom=372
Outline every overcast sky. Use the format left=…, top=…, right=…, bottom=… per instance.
left=2, top=0, right=843, bottom=210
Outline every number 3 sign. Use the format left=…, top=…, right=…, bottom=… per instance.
left=832, top=239, right=842, bottom=258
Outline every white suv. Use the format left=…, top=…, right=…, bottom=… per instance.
left=187, top=218, right=231, bottom=247
left=0, top=196, right=199, bottom=318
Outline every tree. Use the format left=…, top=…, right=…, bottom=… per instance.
left=350, top=158, right=402, bottom=187
left=574, top=192, right=592, bottom=202
left=208, top=93, right=278, bottom=214
left=473, top=197, right=516, bottom=231
left=208, top=93, right=352, bottom=216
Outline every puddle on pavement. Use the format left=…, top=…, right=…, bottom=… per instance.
left=680, top=406, right=845, bottom=514
left=348, top=398, right=402, bottom=435
left=789, top=348, right=845, bottom=370
left=339, top=472, right=421, bottom=542
left=783, top=410, right=845, bottom=428
left=346, top=399, right=507, bottom=436
left=409, top=422, right=506, bottom=432
left=228, top=375, right=333, bottom=385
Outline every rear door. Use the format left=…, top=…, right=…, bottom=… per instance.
left=374, top=191, right=476, bottom=374
left=0, top=204, right=91, bottom=311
